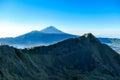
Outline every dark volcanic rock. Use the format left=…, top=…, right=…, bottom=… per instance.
left=0, top=33, right=120, bottom=80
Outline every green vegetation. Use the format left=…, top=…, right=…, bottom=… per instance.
left=0, top=33, right=120, bottom=80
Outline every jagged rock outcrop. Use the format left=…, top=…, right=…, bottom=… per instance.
left=0, top=33, right=120, bottom=80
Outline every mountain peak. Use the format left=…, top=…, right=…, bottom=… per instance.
left=40, top=26, right=64, bottom=34
left=83, top=33, right=94, bottom=38
left=46, top=26, right=56, bottom=29
left=82, top=33, right=101, bottom=43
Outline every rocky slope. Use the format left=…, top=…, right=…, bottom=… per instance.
left=0, top=33, right=120, bottom=80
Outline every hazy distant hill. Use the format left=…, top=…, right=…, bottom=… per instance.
left=0, top=26, right=76, bottom=48
left=0, top=33, right=120, bottom=80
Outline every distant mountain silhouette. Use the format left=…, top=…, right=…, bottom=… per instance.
left=0, top=26, right=76, bottom=48
left=40, top=26, right=64, bottom=34
left=0, top=33, right=120, bottom=80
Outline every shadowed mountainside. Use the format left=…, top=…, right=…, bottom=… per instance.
left=0, top=33, right=120, bottom=80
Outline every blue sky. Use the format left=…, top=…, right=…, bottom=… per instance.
left=0, top=0, right=120, bottom=37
